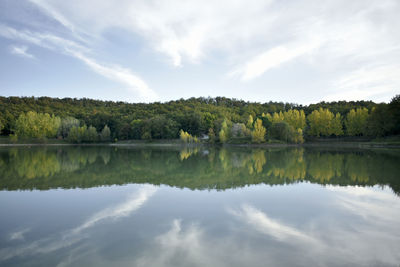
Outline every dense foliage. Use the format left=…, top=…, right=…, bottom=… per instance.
left=0, top=95, right=398, bottom=143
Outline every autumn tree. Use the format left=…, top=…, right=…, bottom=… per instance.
left=307, top=108, right=343, bottom=137
left=283, top=110, right=306, bottom=130
left=246, top=115, right=254, bottom=129
left=332, top=113, right=344, bottom=136
left=251, top=118, right=266, bottom=143
left=179, top=129, right=198, bottom=143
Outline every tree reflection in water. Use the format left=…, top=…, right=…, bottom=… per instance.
left=0, top=146, right=398, bottom=195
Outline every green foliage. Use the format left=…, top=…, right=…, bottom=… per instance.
left=269, top=122, right=300, bottom=143
left=345, top=108, right=369, bottom=136
left=13, top=111, right=61, bottom=140
left=389, top=95, right=400, bottom=134
left=0, top=96, right=398, bottom=142
left=100, top=125, right=111, bottom=141
left=208, top=128, right=216, bottom=143
left=147, top=115, right=179, bottom=139
left=86, top=126, right=98, bottom=142
left=67, top=124, right=99, bottom=143
left=219, top=119, right=230, bottom=143
left=251, top=119, right=266, bottom=143
left=366, top=105, right=394, bottom=137
left=130, top=119, right=143, bottom=139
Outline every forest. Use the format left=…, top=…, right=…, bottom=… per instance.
left=0, top=95, right=399, bottom=143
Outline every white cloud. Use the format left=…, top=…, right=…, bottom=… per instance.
left=70, top=185, right=157, bottom=235
left=27, top=0, right=277, bottom=67
left=231, top=38, right=323, bottom=81
left=0, top=24, right=158, bottom=101
left=1, top=0, right=400, bottom=102
left=9, top=228, right=31, bottom=241
left=9, top=45, right=35, bottom=59
left=0, top=186, right=157, bottom=262
left=324, top=64, right=400, bottom=102
left=229, top=204, right=316, bottom=243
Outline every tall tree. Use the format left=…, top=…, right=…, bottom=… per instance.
left=100, top=125, right=111, bottom=141
left=251, top=118, right=266, bottom=143
left=307, top=108, right=341, bottom=137
left=345, top=108, right=369, bottom=136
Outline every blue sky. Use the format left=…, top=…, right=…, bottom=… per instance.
left=0, top=0, right=399, bottom=104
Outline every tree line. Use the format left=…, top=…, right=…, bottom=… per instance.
left=0, top=95, right=398, bottom=143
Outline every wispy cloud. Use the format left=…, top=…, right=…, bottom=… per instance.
left=26, top=0, right=276, bottom=67
left=230, top=38, right=323, bottom=81
left=1, top=0, right=399, bottom=102
left=9, top=228, right=31, bottom=241
left=0, top=24, right=158, bottom=101
left=70, top=185, right=157, bottom=235
left=0, top=186, right=157, bottom=262
left=325, top=64, right=400, bottom=102
left=229, top=204, right=316, bottom=243
left=10, top=45, right=35, bottom=59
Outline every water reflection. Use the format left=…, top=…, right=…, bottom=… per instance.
left=0, top=146, right=399, bottom=195
left=0, top=156, right=399, bottom=267
left=0, top=186, right=156, bottom=263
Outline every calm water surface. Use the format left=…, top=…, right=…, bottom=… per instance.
left=0, top=146, right=399, bottom=267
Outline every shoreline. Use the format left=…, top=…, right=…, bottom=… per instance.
left=1, top=141, right=399, bottom=149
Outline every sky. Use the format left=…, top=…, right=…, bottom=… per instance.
left=0, top=0, right=399, bottom=104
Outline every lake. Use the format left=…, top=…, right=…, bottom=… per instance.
left=0, top=145, right=399, bottom=267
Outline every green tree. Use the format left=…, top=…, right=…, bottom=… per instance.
left=100, top=125, right=111, bottom=141
left=208, top=128, right=216, bottom=143
left=13, top=111, right=61, bottom=140
left=366, top=105, right=394, bottom=137
left=219, top=119, right=230, bottom=143
left=130, top=119, right=143, bottom=139
left=270, top=122, right=291, bottom=142
left=388, top=95, right=400, bottom=134
left=86, top=126, right=98, bottom=142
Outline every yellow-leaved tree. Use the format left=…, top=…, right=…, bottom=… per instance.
left=251, top=118, right=266, bottom=143
left=345, top=108, right=369, bottom=136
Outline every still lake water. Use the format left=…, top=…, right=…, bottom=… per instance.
left=0, top=145, right=399, bottom=267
